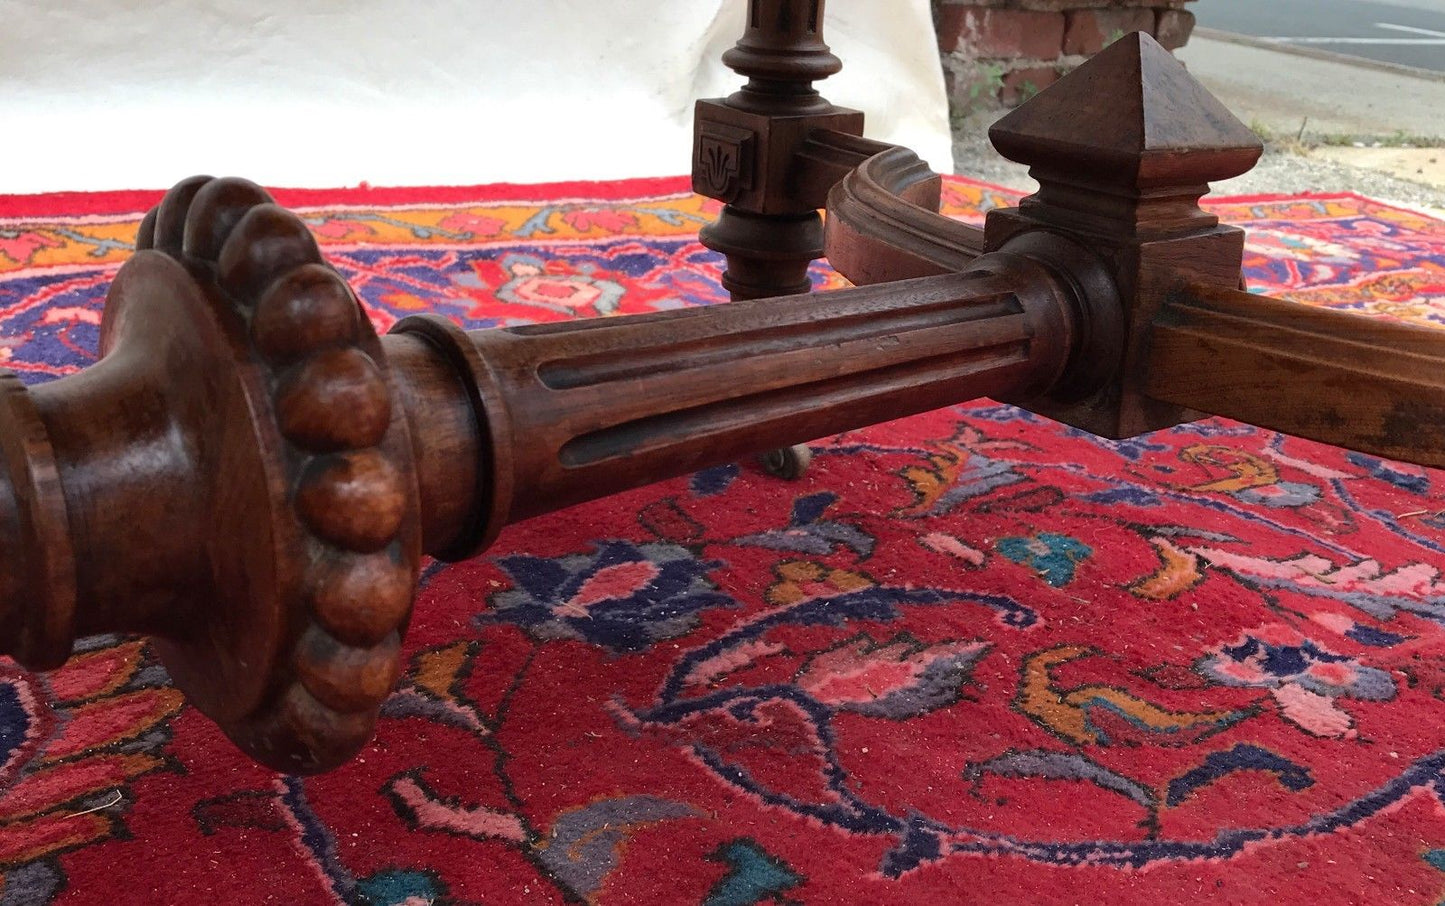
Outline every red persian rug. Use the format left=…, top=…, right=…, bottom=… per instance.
left=3, top=177, right=1445, bottom=905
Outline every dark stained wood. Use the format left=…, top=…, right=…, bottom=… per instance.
left=984, top=32, right=1264, bottom=439
left=394, top=247, right=1105, bottom=556
left=0, top=372, right=74, bottom=670
left=989, top=34, right=1264, bottom=241
left=0, top=178, right=1122, bottom=772
left=822, top=137, right=983, bottom=285
left=694, top=0, right=863, bottom=300
left=693, top=0, right=874, bottom=475
left=2, top=178, right=425, bottom=774
left=1147, top=283, right=1445, bottom=468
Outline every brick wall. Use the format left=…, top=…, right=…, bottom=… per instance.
left=934, top=0, right=1197, bottom=108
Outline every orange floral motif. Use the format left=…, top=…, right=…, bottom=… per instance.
left=304, top=217, right=378, bottom=240
left=438, top=211, right=507, bottom=237
left=561, top=208, right=639, bottom=233
left=0, top=231, right=63, bottom=267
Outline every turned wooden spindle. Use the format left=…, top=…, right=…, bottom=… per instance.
left=693, top=0, right=862, bottom=301
left=393, top=237, right=1113, bottom=557
left=694, top=0, right=882, bottom=477
left=0, top=183, right=428, bottom=774
left=0, top=176, right=1121, bottom=773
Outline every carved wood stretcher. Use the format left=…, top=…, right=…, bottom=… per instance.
left=3, top=3, right=1443, bottom=774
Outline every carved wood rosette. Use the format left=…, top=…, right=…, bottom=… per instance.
left=693, top=0, right=863, bottom=300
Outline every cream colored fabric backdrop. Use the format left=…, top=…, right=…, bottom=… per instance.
left=1, top=1, right=952, bottom=193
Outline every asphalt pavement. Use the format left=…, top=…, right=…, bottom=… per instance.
left=954, top=23, right=1445, bottom=214
left=1195, top=0, right=1445, bottom=73
left=1175, top=29, right=1444, bottom=206
left=1175, top=33, right=1445, bottom=138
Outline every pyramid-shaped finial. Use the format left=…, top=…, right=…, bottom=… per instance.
left=989, top=33, right=1262, bottom=235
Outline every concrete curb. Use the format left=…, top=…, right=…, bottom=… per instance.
left=1193, top=27, right=1445, bottom=84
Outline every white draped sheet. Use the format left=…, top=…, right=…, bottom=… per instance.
left=1, top=0, right=953, bottom=193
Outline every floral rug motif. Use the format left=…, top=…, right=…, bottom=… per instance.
left=2, top=177, right=1445, bottom=904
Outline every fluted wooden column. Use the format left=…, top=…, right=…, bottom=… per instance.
left=389, top=243, right=1103, bottom=559
left=0, top=171, right=1119, bottom=773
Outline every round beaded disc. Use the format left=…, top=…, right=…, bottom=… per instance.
left=107, top=176, right=422, bottom=773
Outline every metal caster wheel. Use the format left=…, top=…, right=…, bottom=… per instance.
left=760, top=444, right=813, bottom=480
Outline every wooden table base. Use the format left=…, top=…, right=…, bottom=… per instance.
left=3, top=23, right=1444, bottom=774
